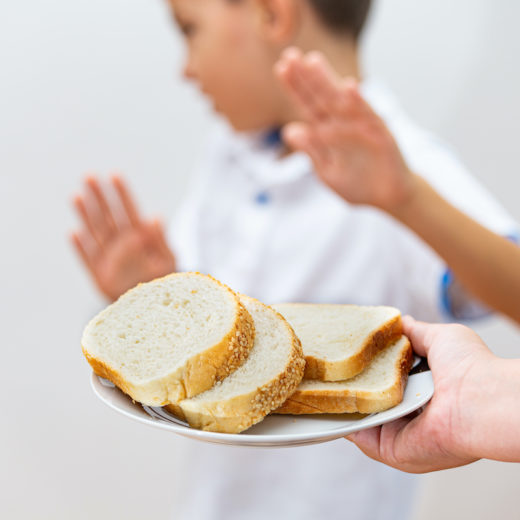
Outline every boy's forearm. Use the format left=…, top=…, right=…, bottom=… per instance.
left=388, top=175, right=520, bottom=323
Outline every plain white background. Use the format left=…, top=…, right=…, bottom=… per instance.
left=1, top=1, right=519, bottom=518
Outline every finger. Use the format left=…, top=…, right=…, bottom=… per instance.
left=282, top=122, right=330, bottom=171
left=350, top=412, right=477, bottom=474
left=151, top=219, right=175, bottom=262
left=282, top=122, right=311, bottom=151
left=302, top=51, right=344, bottom=116
left=381, top=409, right=456, bottom=472
left=290, top=56, right=332, bottom=120
left=111, top=174, right=142, bottom=228
left=333, top=79, right=387, bottom=138
left=348, top=414, right=424, bottom=472
left=274, top=47, right=305, bottom=99
left=73, top=194, right=104, bottom=248
left=274, top=46, right=304, bottom=80
left=70, top=231, right=97, bottom=276
left=86, top=176, right=118, bottom=237
left=315, top=118, right=363, bottom=148
left=402, top=316, right=432, bottom=358
left=335, top=78, right=365, bottom=116
left=346, top=426, right=383, bottom=462
left=276, top=48, right=326, bottom=121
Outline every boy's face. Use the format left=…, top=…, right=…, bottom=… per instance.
left=169, top=0, right=287, bottom=131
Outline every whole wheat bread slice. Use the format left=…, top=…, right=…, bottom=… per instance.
left=275, top=336, right=413, bottom=415
left=168, top=295, right=305, bottom=433
left=82, top=272, right=255, bottom=406
left=272, top=304, right=402, bottom=381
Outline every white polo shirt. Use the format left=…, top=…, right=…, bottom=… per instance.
left=168, top=80, right=518, bottom=520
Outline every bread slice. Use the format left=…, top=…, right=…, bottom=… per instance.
left=272, top=304, right=402, bottom=381
left=275, top=336, right=413, bottom=415
left=82, top=272, right=255, bottom=406
left=169, top=295, right=306, bottom=433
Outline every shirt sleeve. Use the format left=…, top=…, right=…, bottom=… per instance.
left=439, top=234, right=519, bottom=321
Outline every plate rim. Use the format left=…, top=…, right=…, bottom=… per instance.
left=90, top=368, right=434, bottom=447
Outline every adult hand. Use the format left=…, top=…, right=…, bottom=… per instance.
left=346, top=316, right=512, bottom=473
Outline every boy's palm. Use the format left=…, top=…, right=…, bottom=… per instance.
left=276, top=48, right=415, bottom=212
left=299, top=118, right=411, bottom=210
left=71, top=176, right=176, bottom=301
left=86, top=221, right=175, bottom=301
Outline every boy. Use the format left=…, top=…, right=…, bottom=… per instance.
left=72, top=1, right=517, bottom=519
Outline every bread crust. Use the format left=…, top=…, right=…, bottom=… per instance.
left=82, top=272, right=255, bottom=406
left=301, top=310, right=403, bottom=381
left=275, top=337, right=413, bottom=415
left=169, top=301, right=306, bottom=433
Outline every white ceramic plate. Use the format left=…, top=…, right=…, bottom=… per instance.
left=91, top=358, right=433, bottom=448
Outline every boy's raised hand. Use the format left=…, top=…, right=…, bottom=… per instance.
left=275, top=47, right=418, bottom=213
left=71, top=175, right=176, bottom=301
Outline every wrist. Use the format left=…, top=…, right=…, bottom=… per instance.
left=461, top=357, right=520, bottom=462
left=385, top=173, right=431, bottom=223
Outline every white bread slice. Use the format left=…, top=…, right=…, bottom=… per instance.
left=272, top=304, right=402, bottom=381
left=275, top=336, right=413, bottom=415
left=82, top=272, right=255, bottom=406
left=169, top=295, right=306, bottom=433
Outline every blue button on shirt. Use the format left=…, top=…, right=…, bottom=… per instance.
left=254, top=191, right=271, bottom=205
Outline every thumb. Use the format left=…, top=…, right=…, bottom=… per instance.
left=402, top=315, right=436, bottom=358
left=151, top=218, right=174, bottom=259
left=282, top=122, right=311, bottom=152
left=282, top=123, right=329, bottom=172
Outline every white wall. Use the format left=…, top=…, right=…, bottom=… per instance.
left=1, top=1, right=518, bottom=519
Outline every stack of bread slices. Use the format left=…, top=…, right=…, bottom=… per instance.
left=82, top=272, right=413, bottom=434
left=272, top=304, right=413, bottom=415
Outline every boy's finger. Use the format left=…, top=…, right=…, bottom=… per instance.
left=290, top=58, right=330, bottom=121
left=315, top=119, right=361, bottom=148
left=275, top=50, right=303, bottom=95
left=337, top=79, right=380, bottom=123
left=283, top=122, right=328, bottom=152
left=282, top=122, right=309, bottom=150
left=151, top=219, right=175, bottom=261
left=276, top=51, right=326, bottom=122
left=86, top=176, right=118, bottom=237
left=111, top=174, right=142, bottom=228
left=73, top=194, right=104, bottom=248
left=282, top=123, right=330, bottom=170
left=281, top=68, right=319, bottom=122
left=306, top=133, right=331, bottom=173
left=279, top=46, right=304, bottom=63
left=303, top=51, right=343, bottom=116
left=70, top=232, right=97, bottom=276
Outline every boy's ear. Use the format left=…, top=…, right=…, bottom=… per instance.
left=255, top=0, right=299, bottom=44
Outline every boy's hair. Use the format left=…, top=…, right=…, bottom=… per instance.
left=307, top=0, right=372, bottom=40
